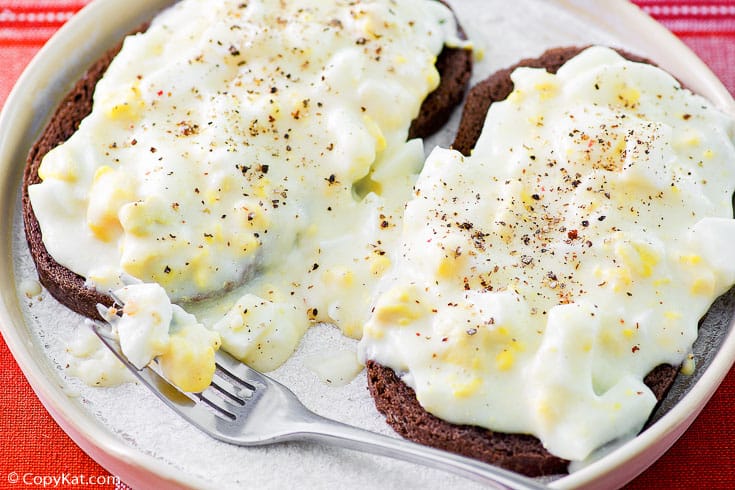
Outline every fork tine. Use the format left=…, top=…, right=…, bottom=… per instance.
left=194, top=369, right=263, bottom=415
left=214, top=361, right=258, bottom=392
left=214, top=351, right=267, bottom=390
left=87, top=320, right=235, bottom=426
left=209, top=376, right=248, bottom=406
left=192, top=389, right=238, bottom=420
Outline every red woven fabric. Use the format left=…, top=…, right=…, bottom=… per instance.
left=0, top=334, right=116, bottom=488
left=1, top=1, right=734, bottom=488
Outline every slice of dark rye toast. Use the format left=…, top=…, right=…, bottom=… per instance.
left=22, top=8, right=472, bottom=321
left=365, top=46, right=680, bottom=477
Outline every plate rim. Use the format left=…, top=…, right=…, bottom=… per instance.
left=1, top=0, right=734, bottom=488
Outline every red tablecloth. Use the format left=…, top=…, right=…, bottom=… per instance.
left=1, top=1, right=734, bottom=488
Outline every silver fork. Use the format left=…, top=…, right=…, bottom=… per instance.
left=89, top=309, right=549, bottom=489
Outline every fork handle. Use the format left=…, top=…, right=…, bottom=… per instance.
left=288, top=412, right=549, bottom=489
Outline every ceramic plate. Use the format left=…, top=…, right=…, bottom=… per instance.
left=1, top=1, right=734, bottom=488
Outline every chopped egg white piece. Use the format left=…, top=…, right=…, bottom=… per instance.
left=159, top=309, right=221, bottom=393
left=212, top=294, right=304, bottom=372
left=359, top=47, right=735, bottom=460
left=114, top=283, right=172, bottom=369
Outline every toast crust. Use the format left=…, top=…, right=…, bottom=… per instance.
left=366, top=360, right=678, bottom=476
